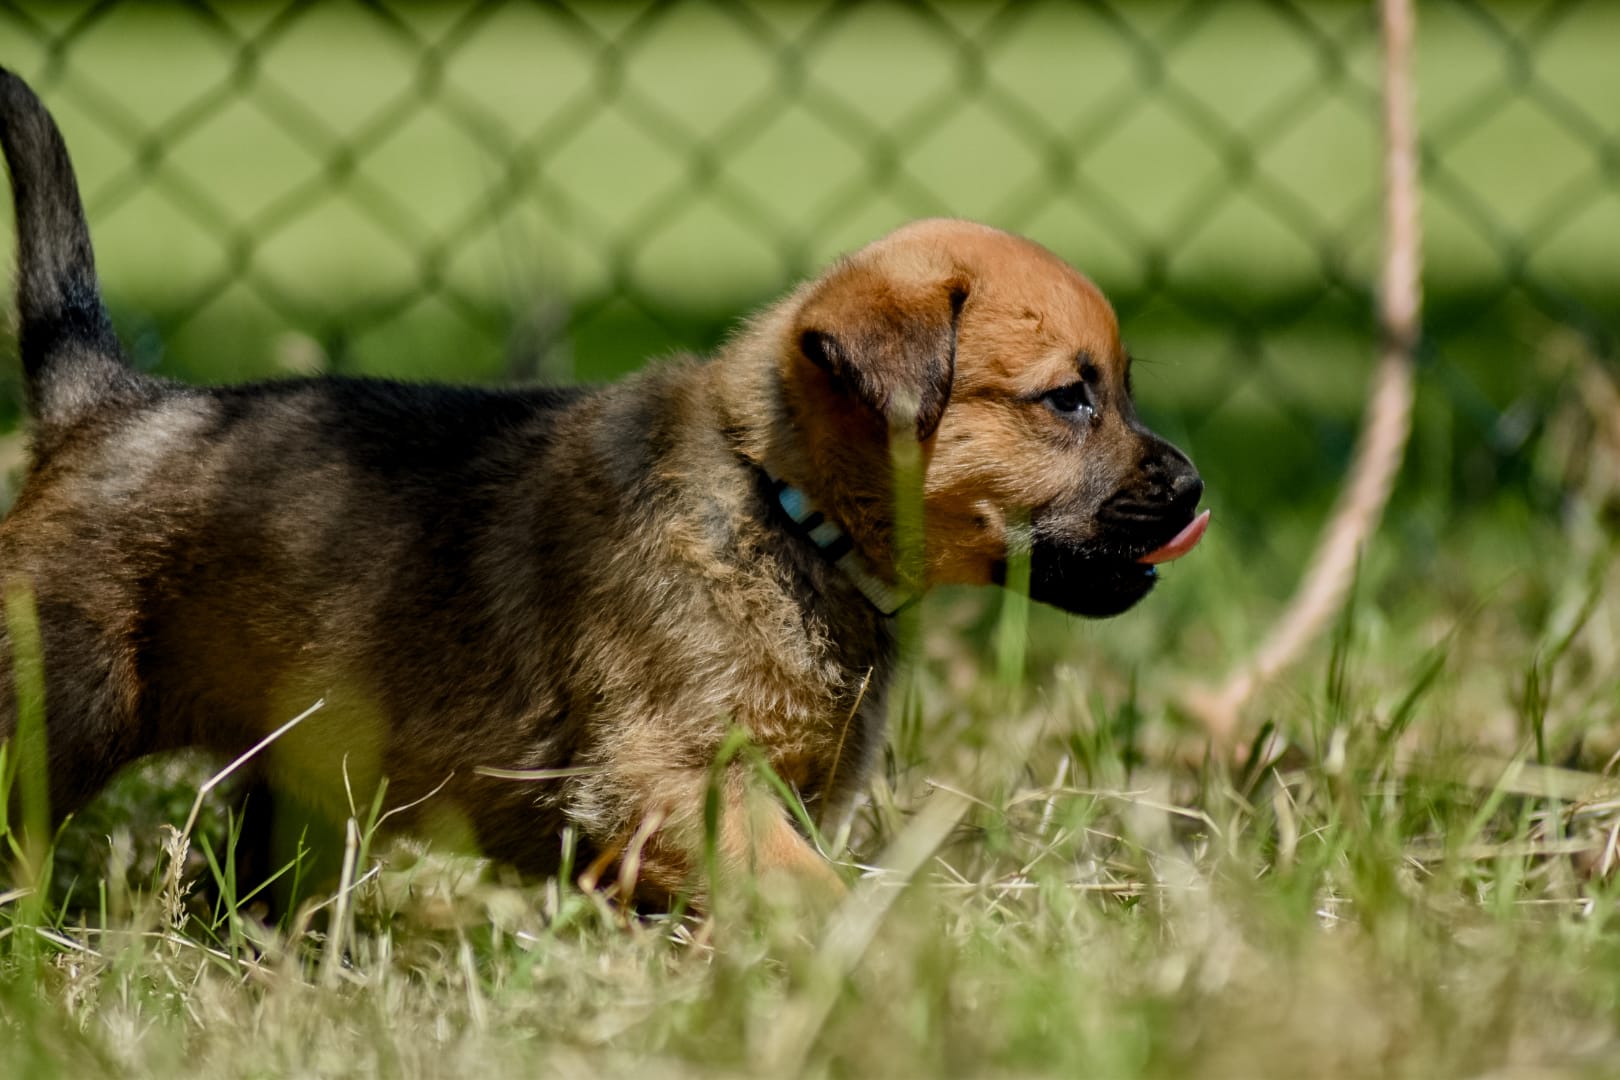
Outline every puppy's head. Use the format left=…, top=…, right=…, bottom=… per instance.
left=777, top=219, right=1205, bottom=617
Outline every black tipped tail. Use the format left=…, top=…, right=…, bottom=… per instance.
left=0, top=66, right=128, bottom=428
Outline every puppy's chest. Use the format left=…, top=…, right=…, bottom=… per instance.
left=608, top=486, right=895, bottom=795
left=720, top=601, right=892, bottom=803
left=762, top=670, right=887, bottom=800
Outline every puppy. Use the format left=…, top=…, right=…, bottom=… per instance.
left=0, top=69, right=1206, bottom=902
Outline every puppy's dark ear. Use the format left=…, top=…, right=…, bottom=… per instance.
left=793, top=266, right=969, bottom=440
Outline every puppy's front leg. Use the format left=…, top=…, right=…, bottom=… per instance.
left=714, top=776, right=847, bottom=903
left=586, top=768, right=846, bottom=909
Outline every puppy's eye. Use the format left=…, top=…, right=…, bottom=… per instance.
left=1042, top=382, right=1094, bottom=418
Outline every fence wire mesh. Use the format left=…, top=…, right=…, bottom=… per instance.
left=1, top=0, right=1616, bottom=539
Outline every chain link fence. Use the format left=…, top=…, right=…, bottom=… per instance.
left=1, top=0, right=1616, bottom=546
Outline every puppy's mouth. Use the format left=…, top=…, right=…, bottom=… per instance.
left=993, top=509, right=1211, bottom=618
left=1136, top=509, right=1211, bottom=565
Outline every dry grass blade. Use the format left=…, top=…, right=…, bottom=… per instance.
left=1405, top=753, right=1620, bottom=803
left=174, top=698, right=327, bottom=845
left=471, top=765, right=597, bottom=782
left=321, top=817, right=363, bottom=989
left=157, top=697, right=325, bottom=926
left=761, top=787, right=971, bottom=1074
left=33, top=927, right=98, bottom=957
left=1407, top=839, right=1603, bottom=863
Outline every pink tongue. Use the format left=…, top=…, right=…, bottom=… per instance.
left=1137, top=509, right=1210, bottom=565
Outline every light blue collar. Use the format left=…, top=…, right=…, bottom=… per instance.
left=767, top=475, right=913, bottom=617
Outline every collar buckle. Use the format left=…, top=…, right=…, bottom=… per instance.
left=768, top=476, right=914, bottom=617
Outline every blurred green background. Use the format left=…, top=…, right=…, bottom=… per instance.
left=0, top=0, right=1615, bottom=671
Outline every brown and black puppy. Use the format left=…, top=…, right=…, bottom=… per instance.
left=0, top=69, right=1205, bottom=902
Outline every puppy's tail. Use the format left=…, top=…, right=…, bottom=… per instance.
left=0, top=66, right=130, bottom=429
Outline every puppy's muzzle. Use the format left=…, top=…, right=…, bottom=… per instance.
left=1096, top=443, right=1204, bottom=541
left=1012, top=438, right=1205, bottom=619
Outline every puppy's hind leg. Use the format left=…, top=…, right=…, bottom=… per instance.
left=0, top=593, right=148, bottom=829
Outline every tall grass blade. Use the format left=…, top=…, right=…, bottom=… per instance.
left=3, top=584, right=51, bottom=971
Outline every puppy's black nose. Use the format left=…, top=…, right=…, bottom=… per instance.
left=1168, top=461, right=1203, bottom=515
left=1097, top=440, right=1204, bottom=533
left=1143, top=441, right=1202, bottom=517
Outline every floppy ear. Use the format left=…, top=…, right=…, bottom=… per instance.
left=792, top=265, right=969, bottom=441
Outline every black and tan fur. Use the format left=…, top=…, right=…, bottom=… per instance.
left=0, top=69, right=1202, bottom=901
